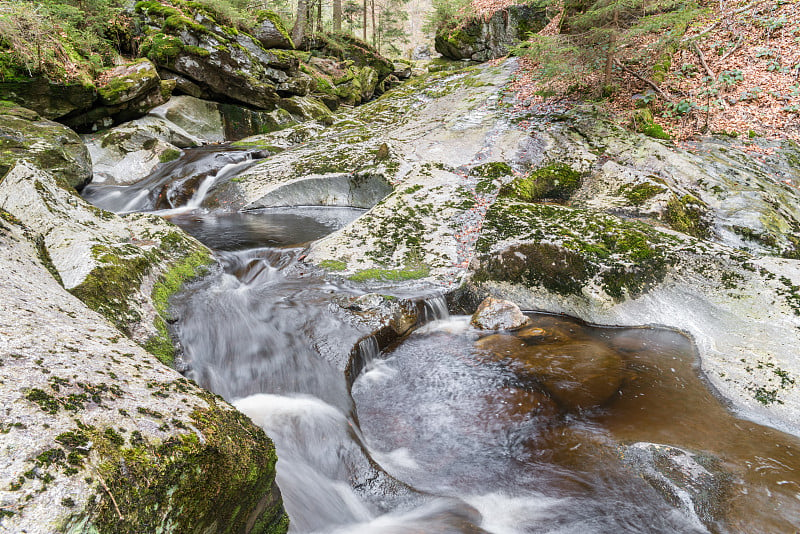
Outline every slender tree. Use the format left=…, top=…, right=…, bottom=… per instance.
left=363, top=0, right=367, bottom=41
left=333, top=0, right=342, bottom=32
left=292, top=0, right=308, bottom=45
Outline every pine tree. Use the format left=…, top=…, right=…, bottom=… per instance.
left=519, top=0, right=701, bottom=96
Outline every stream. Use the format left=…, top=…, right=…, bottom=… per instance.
left=83, top=145, right=800, bottom=533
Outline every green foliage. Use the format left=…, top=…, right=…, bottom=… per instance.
left=424, top=0, right=471, bottom=34
left=0, top=0, right=128, bottom=82
left=515, top=0, right=701, bottom=95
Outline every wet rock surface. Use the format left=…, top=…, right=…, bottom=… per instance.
left=470, top=296, right=528, bottom=330
left=620, top=443, right=732, bottom=532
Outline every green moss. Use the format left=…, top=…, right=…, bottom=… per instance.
left=318, top=259, right=347, bottom=271
left=69, top=244, right=152, bottom=335
left=665, top=194, right=710, bottom=239
left=139, top=32, right=184, bottom=65
left=147, top=249, right=212, bottom=365
left=499, top=163, right=582, bottom=202
left=66, top=393, right=288, bottom=533
left=475, top=199, right=679, bottom=300
left=619, top=182, right=667, bottom=206
left=348, top=265, right=430, bottom=281
left=470, top=162, right=513, bottom=179
left=158, top=148, right=181, bottom=163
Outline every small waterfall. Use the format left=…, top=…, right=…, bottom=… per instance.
left=356, top=335, right=380, bottom=367
left=185, top=157, right=256, bottom=209
left=421, top=293, right=450, bottom=323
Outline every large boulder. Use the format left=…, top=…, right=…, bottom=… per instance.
left=0, top=77, right=96, bottom=120
left=0, top=208, right=288, bottom=534
left=251, top=10, right=295, bottom=49
left=435, top=5, right=549, bottom=61
left=0, top=102, right=91, bottom=189
left=314, top=33, right=395, bottom=79
left=0, top=161, right=210, bottom=364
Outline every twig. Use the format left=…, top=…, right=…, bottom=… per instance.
left=685, top=0, right=766, bottom=40
left=719, top=34, right=744, bottom=61
left=98, top=476, right=124, bottom=520
left=694, top=43, right=715, bottom=78
left=613, top=58, right=673, bottom=102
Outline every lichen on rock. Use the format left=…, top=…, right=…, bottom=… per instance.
left=0, top=207, right=288, bottom=534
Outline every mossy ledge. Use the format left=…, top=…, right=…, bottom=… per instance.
left=70, top=231, right=213, bottom=366
left=63, top=392, right=289, bottom=533
left=498, top=163, right=582, bottom=202
left=474, top=199, right=682, bottom=300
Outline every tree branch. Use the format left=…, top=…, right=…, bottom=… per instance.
left=693, top=42, right=714, bottom=77
left=613, top=58, right=673, bottom=102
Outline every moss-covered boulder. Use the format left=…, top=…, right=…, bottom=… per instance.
left=0, top=160, right=211, bottom=365
left=134, top=1, right=289, bottom=110
left=97, top=59, right=162, bottom=106
left=0, top=102, right=91, bottom=189
left=0, top=77, right=96, bottom=120
left=252, top=10, right=295, bottom=49
left=315, top=33, right=395, bottom=79
left=435, top=4, right=549, bottom=61
left=0, top=211, right=288, bottom=534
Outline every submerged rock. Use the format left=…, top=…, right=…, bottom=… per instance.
left=0, top=213, right=288, bottom=534
left=471, top=297, right=528, bottom=330
left=476, top=334, right=624, bottom=410
left=0, top=102, right=91, bottom=189
left=620, top=442, right=731, bottom=532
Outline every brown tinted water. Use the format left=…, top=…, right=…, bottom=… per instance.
left=352, top=314, right=800, bottom=533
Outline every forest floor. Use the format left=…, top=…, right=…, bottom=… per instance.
left=504, top=0, right=800, bottom=142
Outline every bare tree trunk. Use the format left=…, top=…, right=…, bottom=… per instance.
left=333, top=0, right=342, bottom=32
left=317, top=0, right=322, bottom=34
left=293, top=0, right=308, bottom=47
left=603, top=8, right=619, bottom=86
left=371, top=0, right=376, bottom=47
left=363, top=0, right=367, bottom=41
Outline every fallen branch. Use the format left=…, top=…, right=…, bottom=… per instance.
left=694, top=43, right=715, bottom=78
left=719, top=34, right=744, bottom=61
left=98, top=476, right=124, bottom=520
left=614, top=59, right=673, bottom=102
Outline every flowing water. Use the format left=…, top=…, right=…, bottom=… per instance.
left=83, top=146, right=800, bottom=533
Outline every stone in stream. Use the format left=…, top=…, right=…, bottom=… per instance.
left=470, top=297, right=529, bottom=330
left=476, top=334, right=624, bottom=410
left=620, top=442, right=732, bottom=532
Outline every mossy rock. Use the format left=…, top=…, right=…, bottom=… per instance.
left=317, top=33, right=395, bottom=79
left=665, top=194, right=711, bottom=239
left=0, top=78, right=96, bottom=120
left=474, top=199, right=680, bottom=300
left=97, top=59, right=161, bottom=106
left=632, top=109, right=671, bottom=140
left=0, top=108, right=91, bottom=189
left=252, top=10, right=294, bottom=49
left=499, top=163, right=582, bottom=202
